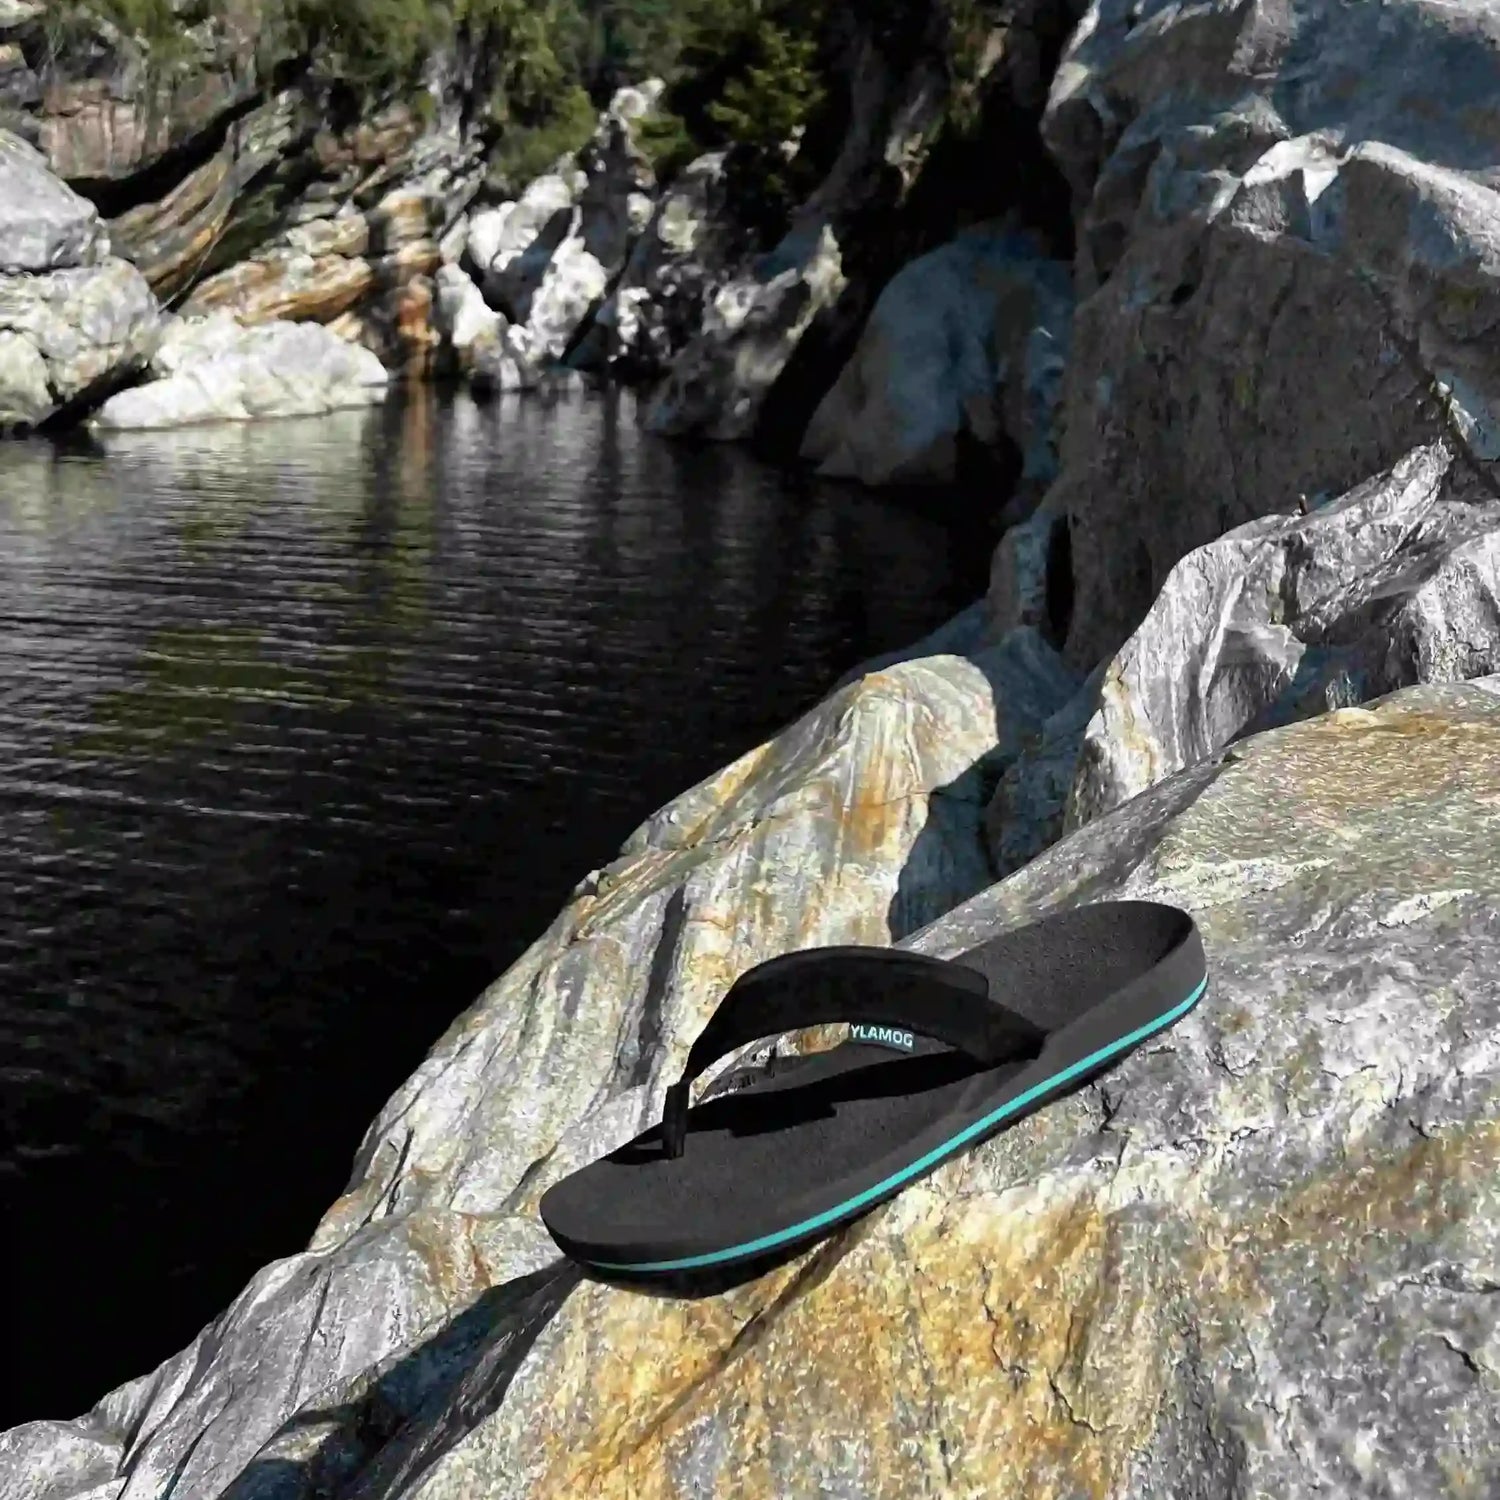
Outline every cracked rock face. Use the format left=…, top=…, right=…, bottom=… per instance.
left=1039, top=0, right=1500, bottom=671
left=986, top=437, right=1500, bottom=879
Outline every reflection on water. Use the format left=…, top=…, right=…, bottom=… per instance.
left=0, top=388, right=997, bottom=1426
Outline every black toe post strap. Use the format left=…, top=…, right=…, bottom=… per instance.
left=658, top=945, right=1049, bottom=1159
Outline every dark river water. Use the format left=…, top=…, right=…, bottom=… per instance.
left=0, top=388, right=996, bottom=1428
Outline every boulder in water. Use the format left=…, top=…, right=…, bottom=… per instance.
left=90, top=312, right=389, bottom=429
left=0, top=258, right=159, bottom=431
left=0, top=128, right=106, bottom=272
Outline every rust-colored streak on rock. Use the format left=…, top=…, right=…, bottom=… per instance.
left=524, top=1188, right=1164, bottom=1500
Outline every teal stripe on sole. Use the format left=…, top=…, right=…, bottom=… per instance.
left=587, top=974, right=1209, bottom=1274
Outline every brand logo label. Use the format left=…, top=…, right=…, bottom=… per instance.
left=851, top=1024, right=916, bottom=1051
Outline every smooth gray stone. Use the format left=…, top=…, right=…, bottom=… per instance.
left=0, top=128, right=104, bottom=272
left=90, top=313, right=389, bottom=430
left=799, top=223, right=1073, bottom=488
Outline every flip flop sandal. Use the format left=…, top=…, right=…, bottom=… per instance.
left=539, top=899, right=1208, bottom=1280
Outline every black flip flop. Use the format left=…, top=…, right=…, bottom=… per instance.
left=539, top=899, right=1208, bottom=1280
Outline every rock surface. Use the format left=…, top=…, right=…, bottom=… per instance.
left=986, top=437, right=1500, bottom=879
left=90, top=312, right=389, bottom=430
left=9, top=669, right=1500, bottom=1497
left=365, top=675, right=1500, bottom=1500
left=467, top=173, right=582, bottom=294
left=568, top=150, right=738, bottom=380
left=800, top=223, right=1073, bottom=488
left=1038, top=0, right=1500, bottom=671
left=645, top=219, right=849, bottom=441
left=108, top=91, right=317, bottom=299
left=8, top=0, right=265, bottom=185
left=632, top=0, right=1026, bottom=445
left=0, top=257, right=159, bottom=430
left=432, top=263, right=506, bottom=381
left=1067, top=439, right=1500, bottom=833
left=0, top=0, right=491, bottom=365
left=0, top=128, right=105, bottom=271
left=471, top=93, right=661, bottom=388
left=13, top=2, right=1500, bottom=1495
left=0, top=126, right=159, bottom=428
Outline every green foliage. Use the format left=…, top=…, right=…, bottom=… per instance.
left=941, top=0, right=1005, bottom=134
left=705, top=18, right=821, bottom=150
left=633, top=106, right=697, bottom=179
left=705, top=16, right=824, bottom=237
left=47, top=0, right=854, bottom=240
left=43, top=0, right=200, bottom=69
left=590, top=0, right=693, bottom=91
left=644, top=0, right=831, bottom=239
left=486, top=83, right=598, bottom=194
left=274, top=0, right=439, bottom=88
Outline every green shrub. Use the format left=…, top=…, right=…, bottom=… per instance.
left=43, top=0, right=199, bottom=69
left=487, top=83, right=599, bottom=194
left=45, top=0, right=853, bottom=235
left=633, top=106, right=697, bottom=180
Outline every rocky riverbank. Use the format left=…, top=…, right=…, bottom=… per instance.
left=6, top=0, right=1500, bottom=1495
left=0, top=0, right=1077, bottom=463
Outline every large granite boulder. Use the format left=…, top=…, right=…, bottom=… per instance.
left=799, top=223, right=1073, bottom=490
left=0, top=628, right=1082, bottom=1497
left=0, top=258, right=159, bottom=432
left=1037, top=0, right=1500, bottom=671
left=89, top=311, right=389, bottom=430
left=0, top=127, right=105, bottom=271
left=331, top=673, right=1500, bottom=1500
left=0, top=126, right=159, bottom=431
left=985, top=438, right=1500, bottom=879
left=11, top=669, right=1500, bottom=1496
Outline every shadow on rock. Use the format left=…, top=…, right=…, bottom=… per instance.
left=221, top=1263, right=581, bottom=1500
